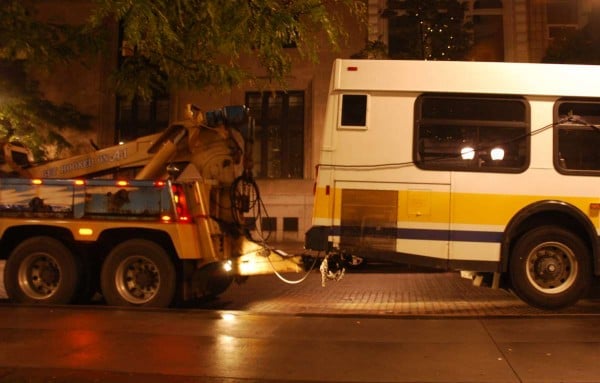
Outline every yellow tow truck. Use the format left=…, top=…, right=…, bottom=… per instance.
left=0, top=105, right=308, bottom=307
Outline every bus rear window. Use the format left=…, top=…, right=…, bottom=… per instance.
left=555, top=99, right=600, bottom=174
left=414, top=94, right=530, bottom=173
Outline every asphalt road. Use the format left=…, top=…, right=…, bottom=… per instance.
left=1, top=260, right=600, bottom=382
left=0, top=305, right=599, bottom=383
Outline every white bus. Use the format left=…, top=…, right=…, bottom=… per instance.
left=305, top=59, right=600, bottom=309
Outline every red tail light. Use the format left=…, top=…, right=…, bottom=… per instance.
left=171, top=184, right=192, bottom=223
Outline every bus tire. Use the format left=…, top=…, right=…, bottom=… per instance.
left=4, top=236, right=79, bottom=304
left=509, top=226, right=591, bottom=310
left=100, top=239, right=176, bottom=308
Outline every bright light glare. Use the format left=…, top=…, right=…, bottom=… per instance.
left=221, top=313, right=236, bottom=322
left=491, top=147, right=505, bottom=161
left=223, top=260, right=233, bottom=272
left=78, top=228, right=93, bottom=236
left=461, top=146, right=475, bottom=160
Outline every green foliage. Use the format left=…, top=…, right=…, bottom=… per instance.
left=88, top=0, right=365, bottom=100
left=0, top=1, right=96, bottom=160
left=351, top=38, right=389, bottom=59
left=543, top=12, right=600, bottom=65
left=0, top=0, right=364, bottom=160
left=384, top=0, right=472, bottom=60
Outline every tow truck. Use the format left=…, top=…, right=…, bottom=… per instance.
left=0, top=105, right=313, bottom=307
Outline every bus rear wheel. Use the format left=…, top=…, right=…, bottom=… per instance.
left=4, top=236, right=79, bottom=304
left=509, top=226, right=591, bottom=310
left=101, top=239, right=176, bottom=308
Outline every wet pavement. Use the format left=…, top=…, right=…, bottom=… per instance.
left=0, top=305, right=599, bottom=383
left=1, top=255, right=600, bottom=382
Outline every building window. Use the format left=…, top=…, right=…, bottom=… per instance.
left=414, top=94, right=530, bottom=172
left=246, top=91, right=304, bottom=179
left=283, top=217, right=299, bottom=232
left=473, top=0, right=503, bottom=8
left=546, top=0, right=579, bottom=40
left=261, top=217, right=277, bottom=231
left=554, top=99, right=600, bottom=175
left=116, top=97, right=170, bottom=142
left=116, top=24, right=169, bottom=143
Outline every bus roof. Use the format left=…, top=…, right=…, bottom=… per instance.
left=332, top=59, right=600, bottom=98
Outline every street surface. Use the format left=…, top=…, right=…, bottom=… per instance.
left=0, top=305, right=599, bottom=383
left=1, top=259, right=600, bottom=382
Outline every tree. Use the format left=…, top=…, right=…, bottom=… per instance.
left=543, top=9, right=600, bottom=64
left=1, top=0, right=364, bottom=161
left=0, top=1, right=97, bottom=160
left=383, top=0, right=472, bottom=60
left=88, top=0, right=366, bottom=100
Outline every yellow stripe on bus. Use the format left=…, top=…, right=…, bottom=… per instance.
left=313, top=187, right=600, bottom=228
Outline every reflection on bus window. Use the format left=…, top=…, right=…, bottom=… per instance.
left=555, top=99, right=600, bottom=174
left=414, top=94, right=530, bottom=173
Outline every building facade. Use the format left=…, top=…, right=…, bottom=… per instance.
left=32, top=0, right=597, bottom=243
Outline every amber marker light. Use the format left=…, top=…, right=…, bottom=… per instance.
left=74, top=180, right=85, bottom=186
left=78, top=228, right=93, bottom=236
left=116, top=180, right=129, bottom=187
left=31, top=179, right=42, bottom=185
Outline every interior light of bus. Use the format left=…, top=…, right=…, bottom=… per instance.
left=461, top=147, right=475, bottom=160
left=78, top=228, right=93, bottom=236
left=31, top=179, right=42, bottom=185
left=491, top=147, right=505, bottom=161
left=116, top=180, right=129, bottom=187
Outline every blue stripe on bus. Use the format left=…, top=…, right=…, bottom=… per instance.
left=331, top=226, right=502, bottom=243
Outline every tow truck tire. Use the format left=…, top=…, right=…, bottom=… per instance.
left=509, top=226, right=591, bottom=310
left=4, top=236, right=79, bottom=304
left=101, top=239, right=176, bottom=308
left=204, top=263, right=234, bottom=297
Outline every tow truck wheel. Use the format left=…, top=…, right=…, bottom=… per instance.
left=101, top=239, right=176, bottom=308
left=509, top=226, right=591, bottom=310
left=4, top=236, right=79, bottom=304
left=204, top=263, right=234, bottom=297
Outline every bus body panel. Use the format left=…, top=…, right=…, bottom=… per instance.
left=310, top=59, right=600, bottom=275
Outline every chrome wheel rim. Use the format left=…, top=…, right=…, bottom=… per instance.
left=525, top=241, right=577, bottom=294
left=18, top=253, right=61, bottom=299
left=114, top=255, right=160, bottom=304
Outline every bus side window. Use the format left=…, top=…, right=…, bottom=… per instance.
left=555, top=100, right=600, bottom=175
left=414, top=94, right=530, bottom=173
left=339, top=94, right=368, bottom=129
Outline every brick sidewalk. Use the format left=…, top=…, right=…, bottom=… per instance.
left=2, top=257, right=599, bottom=316
left=214, top=270, right=600, bottom=316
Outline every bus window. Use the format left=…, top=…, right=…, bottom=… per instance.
left=554, top=99, right=600, bottom=174
left=414, top=94, right=529, bottom=173
left=339, top=94, right=368, bottom=129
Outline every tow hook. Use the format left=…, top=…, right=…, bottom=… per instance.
left=320, top=251, right=351, bottom=286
